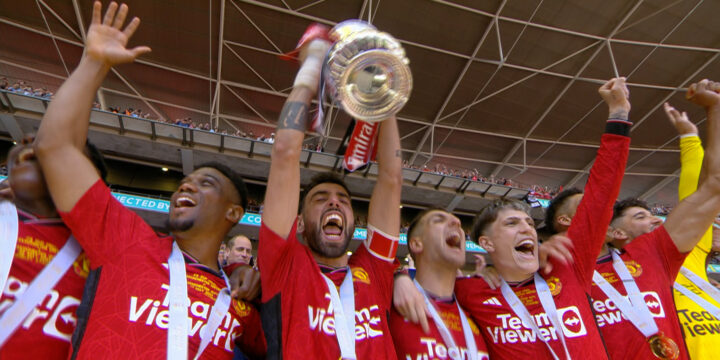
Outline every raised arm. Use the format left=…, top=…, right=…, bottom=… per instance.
left=664, top=102, right=713, bottom=255
left=367, top=116, right=403, bottom=236
left=665, top=80, right=720, bottom=252
left=665, top=102, right=703, bottom=200
left=35, top=1, right=150, bottom=212
left=263, top=38, right=330, bottom=238
left=566, top=77, right=631, bottom=279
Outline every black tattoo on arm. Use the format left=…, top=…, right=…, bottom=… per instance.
left=278, top=102, right=308, bottom=131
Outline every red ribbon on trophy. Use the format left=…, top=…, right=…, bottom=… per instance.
left=338, top=119, right=379, bottom=172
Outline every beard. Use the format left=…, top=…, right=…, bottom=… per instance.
left=304, top=223, right=352, bottom=259
left=166, top=217, right=194, bottom=232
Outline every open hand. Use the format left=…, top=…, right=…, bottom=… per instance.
left=86, top=1, right=151, bottom=67
left=664, top=102, right=697, bottom=136
left=687, top=79, right=720, bottom=109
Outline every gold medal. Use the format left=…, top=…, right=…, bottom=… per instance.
left=648, top=332, right=679, bottom=359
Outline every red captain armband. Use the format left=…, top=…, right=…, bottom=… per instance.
left=365, top=225, right=399, bottom=262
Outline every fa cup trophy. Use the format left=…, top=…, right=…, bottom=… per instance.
left=324, top=20, right=413, bottom=123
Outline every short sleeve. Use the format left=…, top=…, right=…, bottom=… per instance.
left=58, top=180, right=152, bottom=268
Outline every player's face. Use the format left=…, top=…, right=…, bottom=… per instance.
left=301, top=182, right=355, bottom=259
left=416, top=210, right=466, bottom=268
left=616, top=207, right=662, bottom=240
left=226, top=236, right=252, bottom=265
left=7, top=134, right=48, bottom=200
left=486, top=209, right=538, bottom=280
left=168, top=167, right=238, bottom=232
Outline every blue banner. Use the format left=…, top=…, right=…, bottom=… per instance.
left=112, top=193, right=170, bottom=212
left=537, top=198, right=550, bottom=208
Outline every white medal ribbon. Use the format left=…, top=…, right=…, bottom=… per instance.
left=500, top=273, right=571, bottom=360
left=0, top=235, right=80, bottom=346
left=592, top=249, right=658, bottom=338
left=0, top=201, right=19, bottom=297
left=167, top=242, right=232, bottom=360
left=674, top=266, right=720, bottom=321
left=413, top=279, right=478, bottom=360
left=321, top=268, right=356, bottom=360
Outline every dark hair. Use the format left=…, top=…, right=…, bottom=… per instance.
left=406, top=207, right=449, bottom=261
left=406, top=207, right=447, bottom=242
left=197, top=162, right=248, bottom=210
left=470, top=199, right=530, bottom=244
left=544, top=187, right=583, bottom=234
left=299, top=172, right=351, bottom=212
left=85, top=141, right=108, bottom=183
left=612, top=198, right=650, bottom=223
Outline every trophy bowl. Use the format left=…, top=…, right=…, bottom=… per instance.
left=325, top=20, right=412, bottom=123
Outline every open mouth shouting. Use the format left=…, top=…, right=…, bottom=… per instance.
left=172, top=194, right=197, bottom=215
left=175, top=195, right=196, bottom=208
left=445, top=231, right=463, bottom=250
left=514, top=238, right=537, bottom=261
left=321, top=211, right=345, bottom=242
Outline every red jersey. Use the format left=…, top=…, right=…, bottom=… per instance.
left=258, top=220, right=399, bottom=359
left=456, top=263, right=607, bottom=359
left=389, top=296, right=489, bottom=360
left=591, top=226, right=690, bottom=360
left=0, top=210, right=88, bottom=359
left=58, top=180, right=266, bottom=359
left=456, top=131, right=631, bottom=359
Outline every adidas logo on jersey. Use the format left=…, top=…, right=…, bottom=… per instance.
left=483, top=297, right=502, bottom=306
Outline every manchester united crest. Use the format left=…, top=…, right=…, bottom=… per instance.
left=624, top=260, right=643, bottom=277
left=233, top=299, right=252, bottom=317
left=351, top=267, right=371, bottom=285
left=546, top=276, right=562, bottom=296
left=73, top=252, right=91, bottom=278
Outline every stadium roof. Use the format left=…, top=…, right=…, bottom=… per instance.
left=2, top=0, right=720, bottom=206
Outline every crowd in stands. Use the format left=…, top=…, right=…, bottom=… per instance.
left=401, top=159, right=562, bottom=197
left=1, top=77, right=54, bottom=99
left=0, top=75, right=646, bottom=202
left=303, top=141, right=324, bottom=152
left=652, top=203, right=672, bottom=216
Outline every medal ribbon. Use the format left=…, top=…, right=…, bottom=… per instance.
left=322, top=269, right=357, bottom=360
left=674, top=267, right=720, bottom=321
left=591, top=249, right=658, bottom=338
left=499, top=273, right=571, bottom=360
left=0, top=235, right=80, bottom=346
left=167, top=242, right=232, bottom=360
left=0, top=201, right=19, bottom=298
left=413, top=279, right=478, bottom=360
